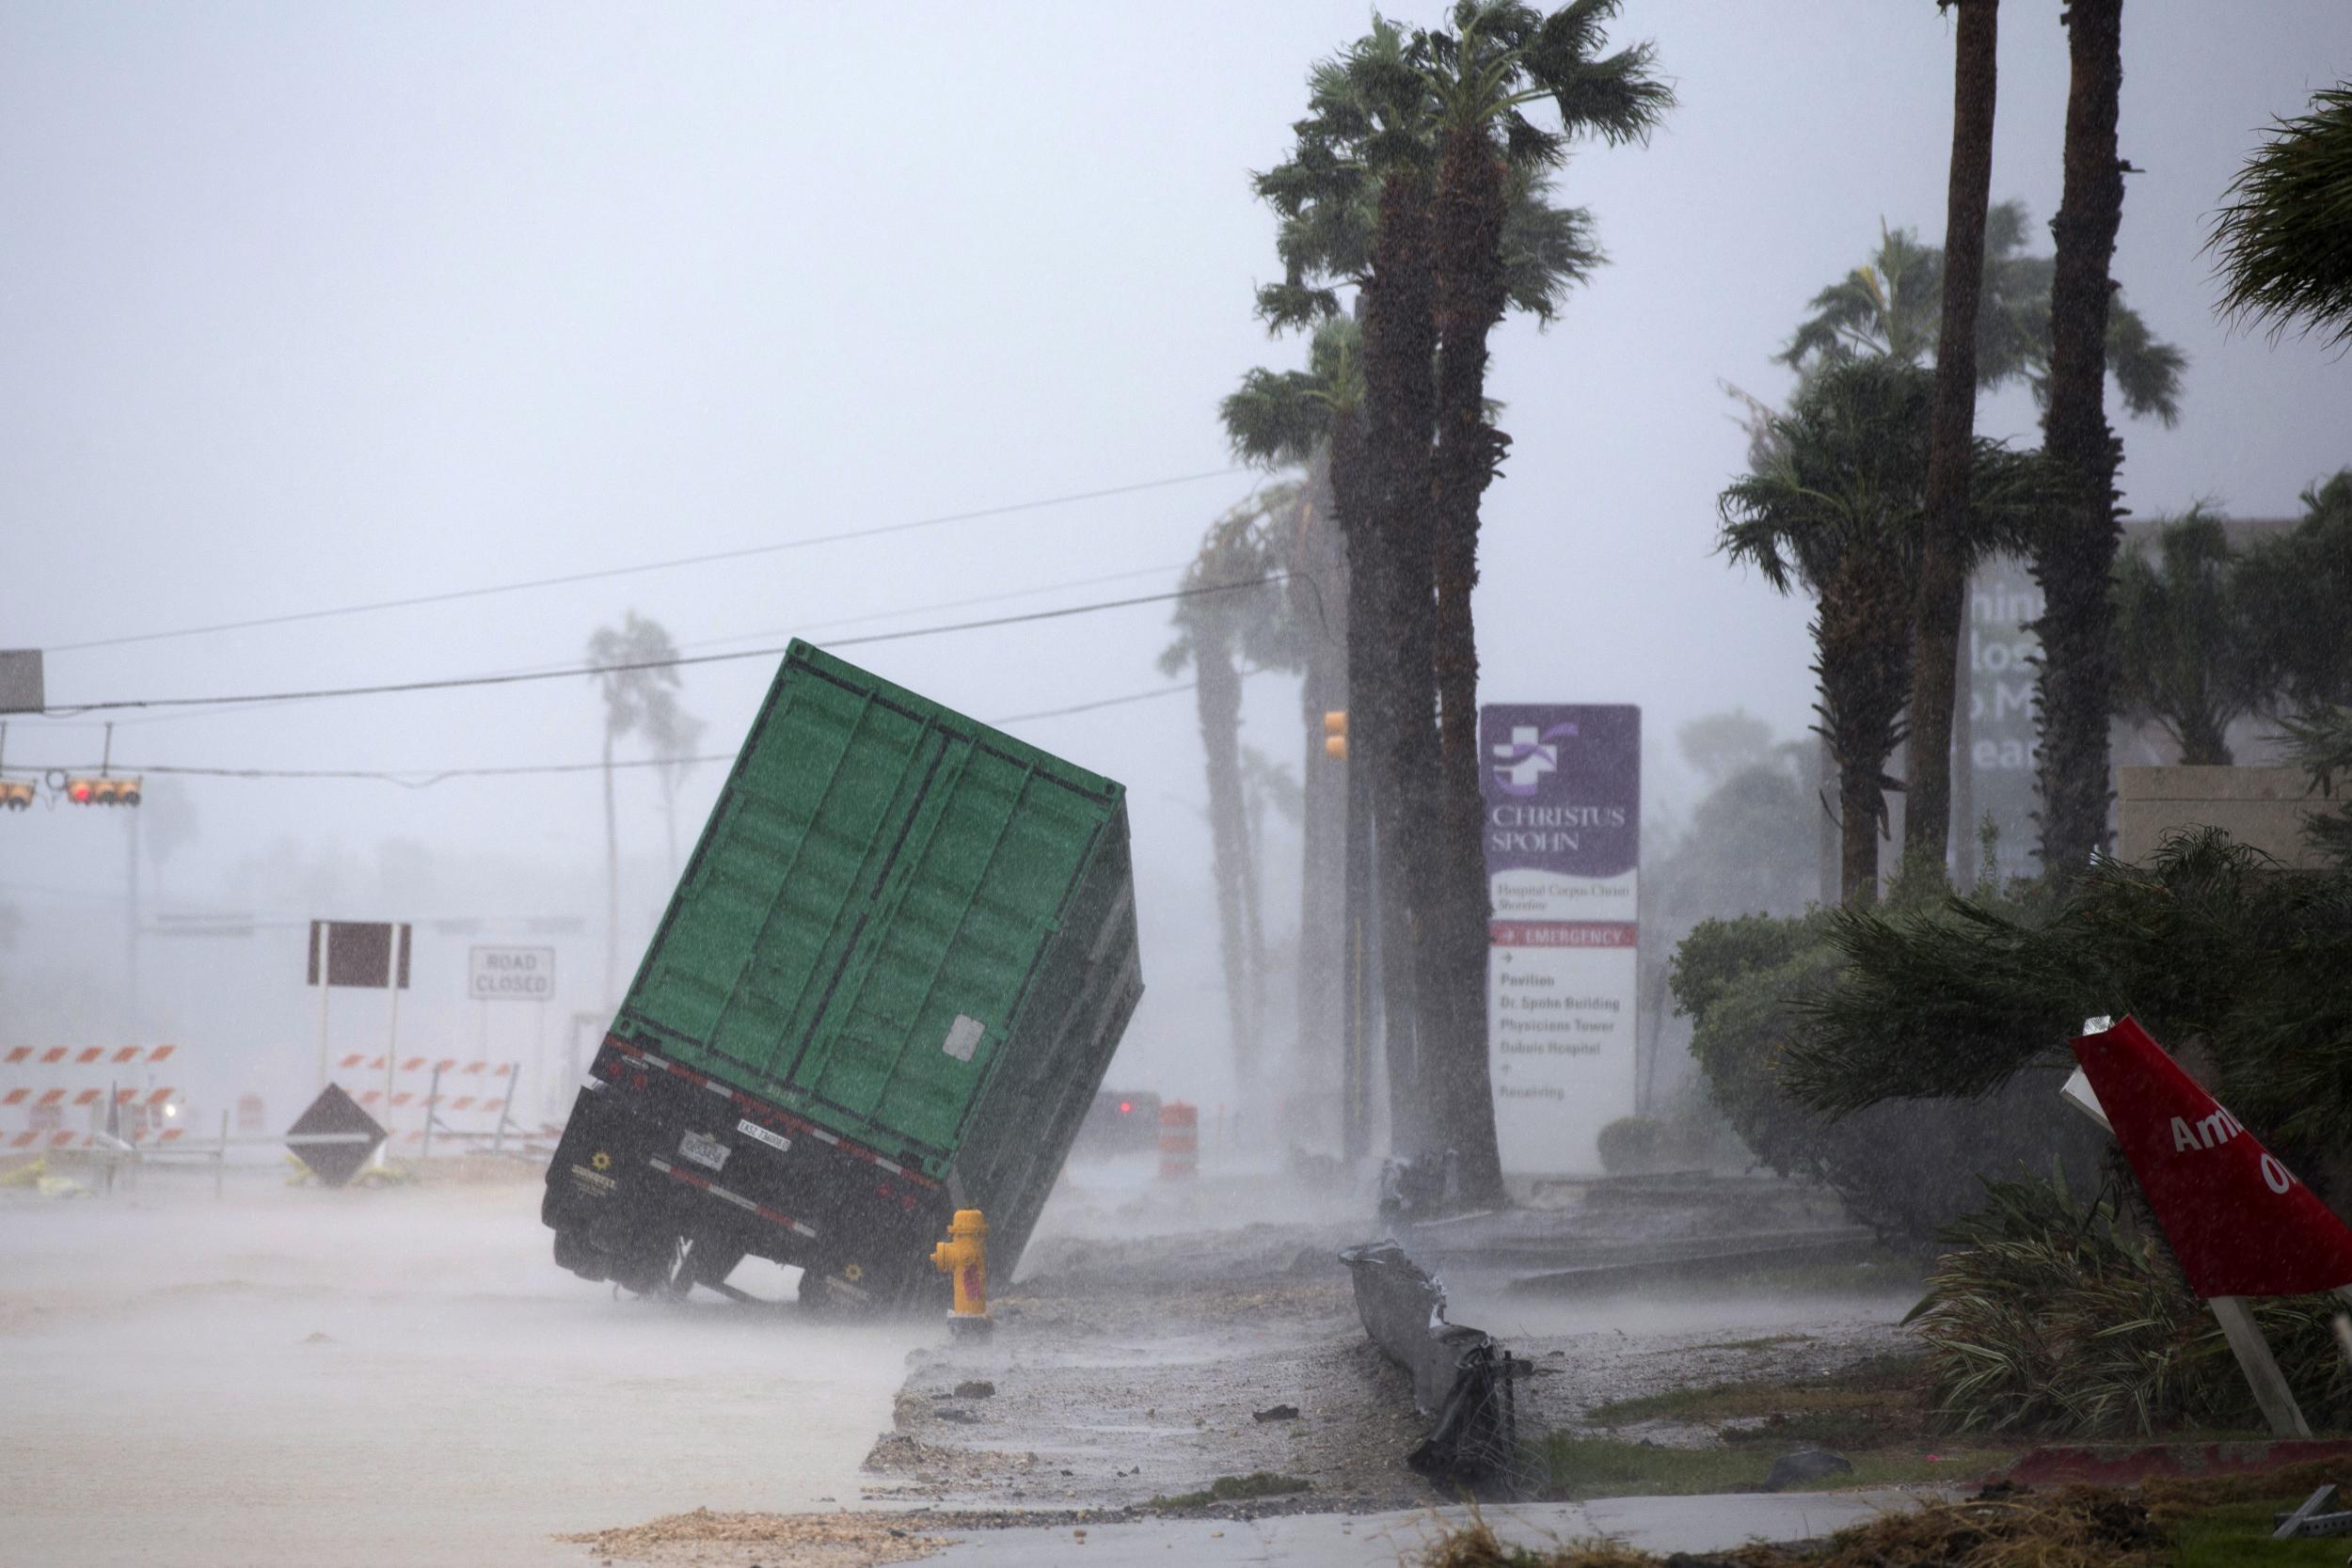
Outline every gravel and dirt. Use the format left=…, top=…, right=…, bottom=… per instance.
left=853, top=1161, right=1926, bottom=1515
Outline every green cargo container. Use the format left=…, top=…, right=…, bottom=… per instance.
left=542, top=641, right=1142, bottom=1307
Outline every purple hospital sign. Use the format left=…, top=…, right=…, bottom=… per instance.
left=1481, top=704, right=1640, bottom=889
left=1482, top=704, right=1641, bottom=1176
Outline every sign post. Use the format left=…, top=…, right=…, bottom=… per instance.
left=313, top=922, right=334, bottom=1091
left=1478, top=705, right=1641, bottom=1176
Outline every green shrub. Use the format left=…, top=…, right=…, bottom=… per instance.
left=1595, top=1117, right=1666, bottom=1173
left=1777, top=831, right=2352, bottom=1195
left=1672, top=911, right=2105, bottom=1247
left=1911, top=1169, right=2352, bottom=1436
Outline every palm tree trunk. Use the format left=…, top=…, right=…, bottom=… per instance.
left=1338, top=405, right=1418, bottom=1154
left=2033, top=0, right=2128, bottom=882
left=1952, top=622, right=1979, bottom=893
left=1426, top=122, right=1510, bottom=1203
left=1838, top=749, right=1883, bottom=906
left=1240, top=768, right=1268, bottom=1063
left=1362, top=166, right=1442, bottom=1156
left=1905, top=0, right=2000, bottom=881
left=603, top=724, right=619, bottom=1006
left=1296, top=452, right=1351, bottom=1148
left=2175, top=710, right=2233, bottom=767
left=1194, top=626, right=1257, bottom=1096
left=1329, top=410, right=1381, bottom=1161
left=1817, top=725, right=1841, bottom=906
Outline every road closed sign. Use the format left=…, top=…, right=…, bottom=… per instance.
left=469, top=945, right=556, bottom=1003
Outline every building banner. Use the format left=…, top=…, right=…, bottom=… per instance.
left=1480, top=704, right=1640, bottom=1175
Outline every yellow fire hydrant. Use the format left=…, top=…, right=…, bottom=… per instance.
left=930, top=1208, right=990, bottom=1333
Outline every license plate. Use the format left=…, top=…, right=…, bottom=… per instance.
left=678, top=1130, right=730, bottom=1171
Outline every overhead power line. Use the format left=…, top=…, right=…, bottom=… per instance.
left=33, top=574, right=1294, bottom=718
left=25, top=555, right=1198, bottom=732
left=4, top=673, right=1269, bottom=789
left=48, top=467, right=1248, bottom=655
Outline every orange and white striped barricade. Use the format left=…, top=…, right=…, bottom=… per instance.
left=1157, top=1101, right=1199, bottom=1182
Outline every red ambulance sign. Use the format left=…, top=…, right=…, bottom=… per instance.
left=2071, top=1017, right=2352, bottom=1298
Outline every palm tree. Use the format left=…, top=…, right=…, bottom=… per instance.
left=1420, top=0, right=1669, bottom=1201
left=2210, top=84, right=2352, bottom=349
left=1161, top=495, right=1301, bottom=1096
left=2109, top=509, right=2266, bottom=766
left=2240, top=470, right=2352, bottom=713
left=587, top=611, right=690, bottom=1006
left=1253, top=18, right=1446, bottom=1150
left=1780, top=196, right=2183, bottom=883
left=1718, top=358, right=2040, bottom=903
left=1224, top=317, right=1372, bottom=1148
left=646, top=702, right=708, bottom=882
left=2034, top=0, right=2128, bottom=882
left=1778, top=202, right=2184, bottom=420
left=1907, top=0, right=2001, bottom=884
left=1251, top=12, right=1626, bottom=1172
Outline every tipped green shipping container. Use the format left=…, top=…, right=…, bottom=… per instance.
left=543, top=641, right=1142, bottom=1307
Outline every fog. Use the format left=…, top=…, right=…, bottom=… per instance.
left=4, top=2, right=2347, bottom=1118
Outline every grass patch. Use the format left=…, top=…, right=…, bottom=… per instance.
left=2172, top=1500, right=2349, bottom=1566
left=1146, top=1471, right=1312, bottom=1510
left=1540, top=1433, right=2009, bottom=1499
left=1553, top=1356, right=2013, bottom=1500
left=2151, top=1461, right=2352, bottom=1565
left=1585, top=1354, right=1929, bottom=1449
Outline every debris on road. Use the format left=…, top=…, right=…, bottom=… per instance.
left=1340, top=1239, right=1523, bottom=1487
left=558, top=1507, right=952, bottom=1567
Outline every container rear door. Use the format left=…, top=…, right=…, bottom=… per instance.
left=625, top=671, right=945, bottom=1084
left=782, top=733, right=1106, bottom=1159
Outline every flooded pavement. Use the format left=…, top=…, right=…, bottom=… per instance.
left=0, top=1165, right=918, bottom=1568
left=863, top=1160, right=1926, bottom=1516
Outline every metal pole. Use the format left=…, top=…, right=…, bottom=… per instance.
left=492, top=1061, right=517, bottom=1155
left=380, top=925, right=403, bottom=1165
left=124, top=798, right=140, bottom=1039
left=1341, top=722, right=1372, bottom=1165
left=215, top=1110, right=228, bottom=1200
left=314, top=922, right=334, bottom=1091
left=421, top=1062, right=440, bottom=1163
left=2211, top=1295, right=2312, bottom=1437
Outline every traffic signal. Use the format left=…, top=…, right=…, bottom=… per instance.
left=1323, top=710, right=1348, bottom=761
left=0, top=780, right=32, bottom=812
left=65, top=776, right=140, bottom=806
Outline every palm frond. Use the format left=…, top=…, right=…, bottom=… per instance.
left=2210, top=85, right=2352, bottom=347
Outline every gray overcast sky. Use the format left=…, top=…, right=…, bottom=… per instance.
left=3, top=3, right=2347, bottom=1100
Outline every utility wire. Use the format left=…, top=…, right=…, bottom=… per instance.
left=46, top=467, right=1248, bottom=655
left=3, top=672, right=1270, bottom=789
left=35, top=575, right=1293, bottom=718
left=24, top=554, right=1198, bottom=732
